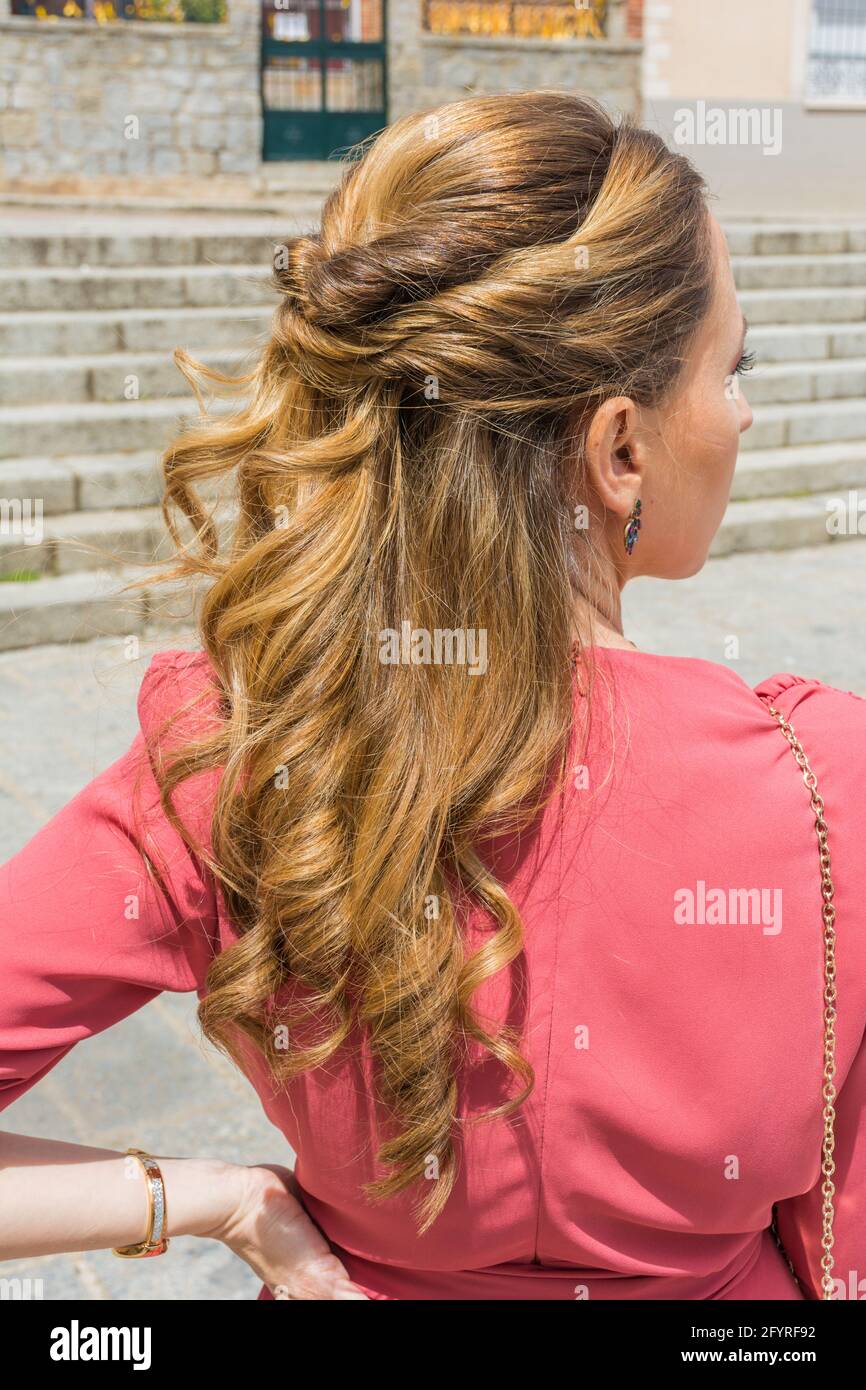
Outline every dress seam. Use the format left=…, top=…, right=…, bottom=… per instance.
left=529, top=867, right=564, bottom=1265
left=527, top=673, right=580, bottom=1264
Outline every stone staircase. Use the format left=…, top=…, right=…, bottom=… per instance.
left=0, top=210, right=865, bottom=651
left=0, top=207, right=309, bottom=651
left=718, top=224, right=866, bottom=554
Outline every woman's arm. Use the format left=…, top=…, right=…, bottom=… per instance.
left=0, top=1131, right=244, bottom=1258
left=0, top=1131, right=368, bottom=1298
left=0, top=656, right=367, bottom=1298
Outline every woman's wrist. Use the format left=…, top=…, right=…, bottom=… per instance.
left=0, top=1134, right=255, bottom=1260
left=0, top=1135, right=364, bottom=1298
left=157, top=1155, right=252, bottom=1243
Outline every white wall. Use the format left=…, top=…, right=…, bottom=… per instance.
left=642, top=0, right=866, bottom=218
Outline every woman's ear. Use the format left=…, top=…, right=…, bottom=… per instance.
left=583, top=396, right=644, bottom=518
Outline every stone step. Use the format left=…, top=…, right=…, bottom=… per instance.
left=0, top=375, right=861, bottom=461
left=4, top=346, right=866, bottom=428
left=0, top=451, right=161, bottom=515
left=741, top=397, right=866, bottom=451
left=3, top=431, right=865, bottom=525
left=732, top=253, right=866, bottom=290
left=0, top=398, right=234, bottom=459
left=1, top=492, right=862, bottom=651
left=1, top=258, right=860, bottom=319
left=0, top=223, right=320, bottom=270
left=0, top=498, right=236, bottom=579
left=0, top=264, right=276, bottom=313
left=0, top=304, right=273, bottom=357
left=0, top=569, right=147, bottom=652
left=0, top=449, right=226, bottom=515
left=0, top=505, right=170, bottom=579
left=711, top=495, right=866, bottom=556
left=2, top=394, right=860, bottom=464
left=0, top=348, right=249, bottom=405
left=0, top=216, right=859, bottom=270
left=743, top=356, right=866, bottom=405
left=10, top=343, right=865, bottom=411
left=746, top=321, right=866, bottom=363
left=723, top=224, right=866, bottom=256
left=0, top=213, right=859, bottom=269
left=0, top=565, right=199, bottom=653
left=730, top=440, right=866, bottom=500
left=737, top=286, right=866, bottom=324
left=8, top=250, right=865, bottom=299
left=3, top=435, right=864, bottom=524
left=255, top=162, right=345, bottom=196
left=0, top=470, right=843, bottom=578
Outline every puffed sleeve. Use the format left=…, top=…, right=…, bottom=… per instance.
left=0, top=651, right=222, bottom=1112
left=754, top=672, right=866, bottom=1300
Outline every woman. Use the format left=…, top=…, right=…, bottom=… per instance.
left=1, top=91, right=863, bottom=1301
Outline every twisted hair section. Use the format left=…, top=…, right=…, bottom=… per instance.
left=147, top=90, right=712, bottom=1231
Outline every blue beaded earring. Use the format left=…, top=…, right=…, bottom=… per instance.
left=623, top=497, right=642, bottom=556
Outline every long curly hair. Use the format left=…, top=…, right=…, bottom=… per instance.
left=147, top=90, right=713, bottom=1232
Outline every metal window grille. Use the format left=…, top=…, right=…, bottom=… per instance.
left=807, top=0, right=866, bottom=100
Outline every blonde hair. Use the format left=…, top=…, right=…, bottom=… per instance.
left=151, top=90, right=712, bottom=1232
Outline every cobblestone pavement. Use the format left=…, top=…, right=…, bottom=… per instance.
left=1, top=540, right=865, bottom=1299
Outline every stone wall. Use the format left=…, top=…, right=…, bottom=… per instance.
left=0, top=0, right=643, bottom=187
left=0, top=0, right=261, bottom=185
left=388, top=0, right=643, bottom=124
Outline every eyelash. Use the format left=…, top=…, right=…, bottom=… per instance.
left=734, top=350, right=757, bottom=376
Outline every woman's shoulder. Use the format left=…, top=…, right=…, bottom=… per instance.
left=590, top=647, right=866, bottom=754
left=752, top=668, right=866, bottom=713
left=138, top=646, right=216, bottom=697
left=595, top=647, right=865, bottom=709
left=137, top=647, right=223, bottom=750
left=135, top=649, right=225, bottom=856
left=751, top=668, right=866, bottom=767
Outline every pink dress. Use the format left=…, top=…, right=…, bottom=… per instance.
left=2, top=646, right=865, bottom=1301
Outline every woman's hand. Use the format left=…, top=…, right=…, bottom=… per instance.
left=211, top=1162, right=370, bottom=1300
left=0, top=1135, right=366, bottom=1298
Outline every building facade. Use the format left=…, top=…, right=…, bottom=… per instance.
left=0, top=0, right=643, bottom=187
left=642, top=0, right=866, bottom=216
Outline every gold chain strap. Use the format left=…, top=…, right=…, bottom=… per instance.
left=764, top=701, right=838, bottom=1300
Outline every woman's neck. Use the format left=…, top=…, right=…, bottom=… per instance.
left=572, top=587, right=638, bottom=652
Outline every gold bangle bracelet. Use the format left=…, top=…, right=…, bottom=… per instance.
left=112, top=1148, right=170, bottom=1259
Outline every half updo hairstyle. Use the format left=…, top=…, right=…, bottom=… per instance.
left=147, top=90, right=713, bottom=1231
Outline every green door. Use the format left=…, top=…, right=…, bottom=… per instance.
left=261, top=0, right=387, bottom=161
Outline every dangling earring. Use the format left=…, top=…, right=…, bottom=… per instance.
left=623, top=497, right=642, bottom=556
